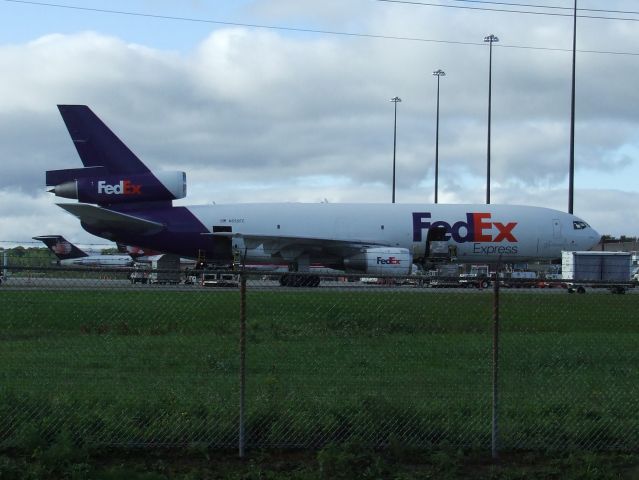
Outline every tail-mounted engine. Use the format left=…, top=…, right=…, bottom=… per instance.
left=343, top=247, right=412, bottom=275
left=46, top=167, right=186, bottom=204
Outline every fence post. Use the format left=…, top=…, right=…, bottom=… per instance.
left=239, top=272, right=247, bottom=458
left=491, top=269, right=500, bottom=460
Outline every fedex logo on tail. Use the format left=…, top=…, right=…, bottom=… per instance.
left=97, top=180, right=142, bottom=195
left=412, top=212, right=518, bottom=243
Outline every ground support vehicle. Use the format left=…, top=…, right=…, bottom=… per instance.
left=427, top=264, right=462, bottom=288
left=183, top=273, right=198, bottom=285
left=458, top=265, right=491, bottom=289
left=201, top=272, right=240, bottom=288
left=148, top=255, right=181, bottom=285
left=129, top=265, right=149, bottom=284
left=499, top=271, right=538, bottom=288
left=562, top=251, right=634, bottom=294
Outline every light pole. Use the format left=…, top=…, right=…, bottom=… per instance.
left=484, top=34, right=499, bottom=205
left=390, top=96, right=402, bottom=203
left=568, top=0, right=577, bottom=214
left=433, top=69, right=446, bottom=204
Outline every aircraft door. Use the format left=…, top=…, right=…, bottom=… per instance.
left=552, top=219, right=562, bottom=239
left=425, top=225, right=450, bottom=260
left=208, top=225, right=233, bottom=264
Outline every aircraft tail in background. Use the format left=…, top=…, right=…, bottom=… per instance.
left=33, top=235, right=88, bottom=260
left=34, top=234, right=135, bottom=267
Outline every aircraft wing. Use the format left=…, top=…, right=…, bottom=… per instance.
left=57, top=203, right=165, bottom=235
left=209, top=231, right=386, bottom=261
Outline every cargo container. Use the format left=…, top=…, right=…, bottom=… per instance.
left=561, top=251, right=633, bottom=293
left=148, top=255, right=181, bottom=284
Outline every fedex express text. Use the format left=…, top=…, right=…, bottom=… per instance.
left=412, top=212, right=520, bottom=255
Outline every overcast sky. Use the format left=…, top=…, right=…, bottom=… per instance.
left=0, top=0, right=638, bottom=248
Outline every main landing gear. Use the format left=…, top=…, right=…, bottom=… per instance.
left=279, top=274, right=321, bottom=287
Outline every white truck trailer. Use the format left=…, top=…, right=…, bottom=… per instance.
left=561, top=251, right=633, bottom=294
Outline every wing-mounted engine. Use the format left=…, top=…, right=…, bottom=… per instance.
left=47, top=169, right=186, bottom=204
left=343, top=247, right=412, bottom=275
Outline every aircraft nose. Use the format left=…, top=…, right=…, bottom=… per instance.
left=567, top=216, right=601, bottom=251
left=583, top=227, right=601, bottom=251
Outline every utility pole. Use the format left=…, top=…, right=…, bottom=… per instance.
left=484, top=34, right=499, bottom=205
left=568, top=0, right=577, bottom=213
left=433, top=69, right=446, bottom=204
left=390, top=96, right=402, bottom=203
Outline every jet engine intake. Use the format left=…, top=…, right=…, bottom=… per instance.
left=48, top=171, right=186, bottom=204
left=344, top=247, right=412, bottom=275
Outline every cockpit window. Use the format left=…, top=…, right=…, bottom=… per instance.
left=573, top=221, right=589, bottom=230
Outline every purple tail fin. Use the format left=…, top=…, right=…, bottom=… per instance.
left=57, top=105, right=150, bottom=175
left=48, top=106, right=186, bottom=206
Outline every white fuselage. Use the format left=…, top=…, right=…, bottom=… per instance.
left=186, top=202, right=600, bottom=265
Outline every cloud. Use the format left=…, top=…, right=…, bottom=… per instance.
left=493, top=185, right=639, bottom=237
left=0, top=6, right=637, bottom=241
left=0, top=188, right=109, bottom=246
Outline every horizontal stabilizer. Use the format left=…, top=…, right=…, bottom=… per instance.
left=57, top=203, right=165, bottom=235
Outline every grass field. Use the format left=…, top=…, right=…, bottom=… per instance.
left=1, top=287, right=638, bottom=451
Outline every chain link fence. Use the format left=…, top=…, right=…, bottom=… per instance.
left=1, top=264, right=638, bottom=454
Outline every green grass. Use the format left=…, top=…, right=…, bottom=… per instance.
left=1, top=288, right=638, bottom=451
left=2, top=447, right=639, bottom=479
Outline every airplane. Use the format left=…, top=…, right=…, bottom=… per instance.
left=46, top=105, right=601, bottom=286
left=35, top=235, right=196, bottom=271
left=34, top=235, right=134, bottom=267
